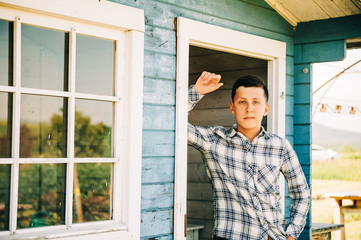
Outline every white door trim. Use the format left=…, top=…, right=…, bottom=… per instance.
left=174, top=17, right=286, bottom=240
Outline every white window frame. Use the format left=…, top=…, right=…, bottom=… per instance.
left=0, top=1, right=144, bottom=239
left=174, top=17, right=286, bottom=240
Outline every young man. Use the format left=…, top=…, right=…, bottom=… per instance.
left=187, top=71, right=311, bottom=240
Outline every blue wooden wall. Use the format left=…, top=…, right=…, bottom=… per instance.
left=293, top=14, right=361, bottom=240
left=108, top=1, right=360, bottom=239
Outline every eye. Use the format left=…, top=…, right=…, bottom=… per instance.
left=253, top=101, right=259, bottom=104
left=239, top=100, right=246, bottom=104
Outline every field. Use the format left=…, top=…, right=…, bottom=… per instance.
left=312, top=158, right=361, bottom=240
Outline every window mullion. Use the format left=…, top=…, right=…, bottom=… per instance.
left=65, top=27, right=76, bottom=229
left=9, top=16, right=21, bottom=235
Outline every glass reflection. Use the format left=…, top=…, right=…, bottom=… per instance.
left=76, top=35, right=114, bottom=96
left=20, top=95, right=67, bottom=158
left=0, top=92, right=12, bottom=158
left=17, top=164, right=66, bottom=228
left=21, top=24, right=68, bottom=91
left=0, top=164, right=10, bottom=231
left=0, top=20, right=13, bottom=86
left=73, top=163, right=112, bottom=223
left=75, top=99, right=112, bottom=158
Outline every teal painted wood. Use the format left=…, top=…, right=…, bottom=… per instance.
left=140, top=234, right=173, bottom=240
left=107, top=0, right=301, bottom=238
left=142, top=157, right=174, bottom=183
left=286, top=75, right=294, bottom=96
left=144, top=52, right=176, bottom=80
left=294, top=40, right=346, bottom=64
left=143, top=104, right=175, bottom=130
left=145, top=25, right=176, bottom=55
left=294, top=125, right=311, bottom=145
left=142, top=131, right=175, bottom=157
left=294, top=84, right=311, bottom=105
left=140, top=209, right=173, bottom=237
left=294, top=64, right=312, bottom=84
left=294, top=105, right=311, bottom=125
left=143, top=78, right=175, bottom=105
left=155, top=0, right=293, bottom=35
left=141, top=183, right=174, bottom=210
left=295, top=14, right=361, bottom=44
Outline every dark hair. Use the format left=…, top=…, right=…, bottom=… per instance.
left=231, top=75, right=268, bottom=102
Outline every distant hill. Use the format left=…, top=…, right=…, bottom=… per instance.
left=312, top=123, right=361, bottom=151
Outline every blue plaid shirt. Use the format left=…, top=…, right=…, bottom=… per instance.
left=187, top=86, right=311, bottom=240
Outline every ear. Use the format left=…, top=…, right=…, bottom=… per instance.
left=230, top=102, right=235, bottom=115
left=264, top=104, right=270, bottom=116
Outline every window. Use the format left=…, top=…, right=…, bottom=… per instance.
left=0, top=1, right=144, bottom=239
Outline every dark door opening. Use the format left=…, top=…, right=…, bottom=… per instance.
left=187, top=45, right=268, bottom=239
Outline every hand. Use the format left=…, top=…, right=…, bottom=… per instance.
left=288, top=236, right=295, bottom=240
left=194, top=71, right=223, bottom=95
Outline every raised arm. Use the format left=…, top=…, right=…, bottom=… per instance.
left=188, top=71, right=223, bottom=152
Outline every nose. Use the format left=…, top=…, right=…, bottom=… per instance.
left=246, top=102, right=254, bottom=112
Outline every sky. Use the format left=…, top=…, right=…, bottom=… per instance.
left=312, top=48, right=361, bottom=133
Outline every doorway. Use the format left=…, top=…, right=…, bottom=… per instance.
left=174, top=17, right=286, bottom=240
left=187, top=46, right=268, bottom=239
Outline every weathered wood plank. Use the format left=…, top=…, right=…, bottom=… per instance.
left=154, top=0, right=293, bottom=34
left=294, top=40, right=345, bottom=64
left=141, top=183, right=174, bottom=210
left=187, top=182, right=213, bottom=201
left=187, top=163, right=210, bottom=183
left=187, top=200, right=214, bottom=220
left=294, top=105, right=311, bottom=125
left=189, top=108, right=235, bottom=127
left=143, top=104, right=175, bottom=130
left=295, top=14, right=361, bottom=44
left=141, top=234, right=173, bottom=240
left=140, top=209, right=173, bottom=237
left=143, top=78, right=175, bottom=105
left=294, top=125, right=311, bottom=145
left=142, top=130, right=175, bottom=157
left=144, top=52, right=176, bottom=79
left=142, top=157, right=174, bottom=183
left=144, top=25, right=176, bottom=55
left=294, top=84, right=311, bottom=104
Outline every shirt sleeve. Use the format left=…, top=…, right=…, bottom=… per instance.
left=281, top=140, right=311, bottom=239
left=187, top=85, right=215, bottom=153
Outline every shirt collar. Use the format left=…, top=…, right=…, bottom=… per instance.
left=228, top=124, right=270, bottom=140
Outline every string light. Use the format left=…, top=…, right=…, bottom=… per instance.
left=335, top=105, right=342, bottom=113
left=320, top=104, right=327, bottom=112
left=317, top=104, right=361, bottom=115
left=350, top=107, right=356, bottom=115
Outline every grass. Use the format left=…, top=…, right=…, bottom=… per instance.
left=312, top=158, right=361, bottom=240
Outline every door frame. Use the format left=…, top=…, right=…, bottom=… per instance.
left=174, top=17, right=287, bottom=240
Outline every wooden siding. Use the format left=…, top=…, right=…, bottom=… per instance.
left=293, top=14, right=361, bottom=240
left=109, top=0, right=296, bottom=239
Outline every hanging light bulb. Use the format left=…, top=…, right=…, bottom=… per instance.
left=320, top=104, right=327, bottom=112
left=335, top=105, right=342, bottom=113
left=350, top=107, right=356, bottom=115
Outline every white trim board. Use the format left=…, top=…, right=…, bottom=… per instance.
left=174, top=17, right=286, bottom=240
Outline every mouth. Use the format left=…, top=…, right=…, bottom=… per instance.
left=244, top=117, right=255, bottom=120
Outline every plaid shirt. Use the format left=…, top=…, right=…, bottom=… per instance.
left=187, top=86, right=311, bottom=240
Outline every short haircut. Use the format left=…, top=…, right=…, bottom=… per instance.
left=231, top=75, right=269, bottom=102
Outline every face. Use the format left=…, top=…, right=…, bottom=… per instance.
left=230, top=86, right=269, bottom=138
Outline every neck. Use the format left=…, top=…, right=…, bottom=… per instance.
left=237, top=126, right=261, bottom=142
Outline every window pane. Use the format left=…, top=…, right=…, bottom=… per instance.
left=76, top=35, right=114, bottom=96
left=17, top=164, right=66, bottom=228
left=0, top=20, right=13, bottom=86
left=0, top=92, right=12, bottom=158
left=20, top=95, right=67, bottom=158
left=0, top=164, right=10, bottom=231
left=73, top=163, right=112, bottom=223
left=21, top=24, right=68, bottom=91
left=75, top=99, right=112, bottom=158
